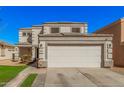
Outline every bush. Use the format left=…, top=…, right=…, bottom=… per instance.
left=21, top=55, right=31, bottom=63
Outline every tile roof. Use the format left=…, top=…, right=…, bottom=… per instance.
left=0, top=41, right=14, bottom=47
left=18, top=42, right=31, bottom=45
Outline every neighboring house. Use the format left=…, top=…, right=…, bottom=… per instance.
left=0, top=41, right=15, bottom=60
left=94, top=18, right=124, bottom=67
left=16, top=22, right=113, bottom=68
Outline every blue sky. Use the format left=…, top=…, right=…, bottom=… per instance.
left=0, top=6, right=124, bottom=44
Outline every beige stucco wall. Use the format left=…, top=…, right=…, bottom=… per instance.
left=95, top=19, right=124, bottom=67
left=60, top=27, right=71, bottom=33
left=4, top=48, right=14, bottom=59
left=32, top=27, right=42, bottom=46
left=19, top=29, right=32, bottom=43
left=43, top=23, right=87, bottom=34
left=19, top=23, right=88, bottom=46
left=0, top=45, right=15, bottom=60
left=43, top=26, right=51, bottom=34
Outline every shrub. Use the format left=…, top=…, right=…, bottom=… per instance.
left=21, top=55, right=31, bottom=63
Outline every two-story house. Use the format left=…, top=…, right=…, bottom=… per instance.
left=16, top=22, right=113, bottom=68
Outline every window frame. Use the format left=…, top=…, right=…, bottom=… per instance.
left=72, top=28, right=81, bottom=33
left=22, top=32, right=27, bottom=36
left=51, top=27, right=60, bottom=33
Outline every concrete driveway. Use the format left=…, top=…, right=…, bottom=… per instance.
left=32, top=68, right=124, bottom=87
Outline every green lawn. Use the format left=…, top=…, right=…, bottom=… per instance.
left=20, top=74, right=37, bottom=87
left=0, top=65, right=27, bottom=86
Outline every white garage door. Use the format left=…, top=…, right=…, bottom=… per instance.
left=48, top=45, right=101, bottom=67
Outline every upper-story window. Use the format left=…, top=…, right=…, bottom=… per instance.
left=22, top=32, right=32, bottom=36
left=22, top=32, right=26, bottom=36
left=51, top=28, right=59, bottom=33
left=27, top=33, right=32, bottom=36
left=72, top=28, right=80, bottom=33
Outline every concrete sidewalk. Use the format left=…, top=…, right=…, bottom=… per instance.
left=5, top=66, right=46, bottom=87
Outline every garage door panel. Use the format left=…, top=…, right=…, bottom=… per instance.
left=48, top=46, right=101, bottom=67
